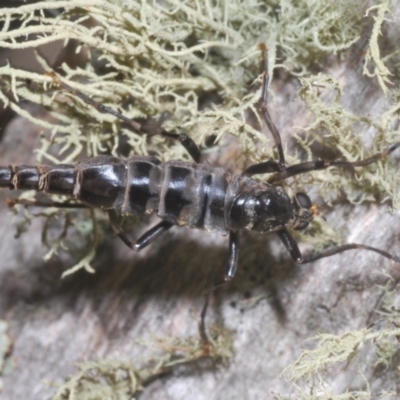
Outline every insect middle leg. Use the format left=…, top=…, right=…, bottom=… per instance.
left=213, top=231, right=240, bottom=287
left=199, top=231, right=240, bottom=344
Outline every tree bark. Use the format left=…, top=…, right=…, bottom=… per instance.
left=1, top=10, right=400, bottom=400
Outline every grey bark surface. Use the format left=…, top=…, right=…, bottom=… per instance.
left=1, top=20, right=400, bottom=400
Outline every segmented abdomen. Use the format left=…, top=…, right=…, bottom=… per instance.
left=0, top=155, right=231, bottom=234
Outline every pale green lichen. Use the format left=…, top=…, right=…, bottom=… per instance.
left=1, top=0, right=399, bottom=398
left=0, top=0, right=395, bottom=178
left=363, top=0, right=394, bottom=94
left=295, top=73, right=400, bottom=208
left=0, top=0, right=377, bottom=164
left=276, top=277, right=400, bottom=400
left=50, top=326, right=233, bottom=400
left=0, top=0, right=398, bottom=290
left=285, top=327, right=400, bottom=381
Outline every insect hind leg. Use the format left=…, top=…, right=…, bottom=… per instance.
left=6, top=198, right=88, bottom=209
left=47, top=72, right=202, bottom=163
left=107, top=210, right=173, bottom=251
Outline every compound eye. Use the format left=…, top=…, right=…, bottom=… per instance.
left=295, top=192, right=312, bottom=209
left=294, top=221, right=309, bottom=231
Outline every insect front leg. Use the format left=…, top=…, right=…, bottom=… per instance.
left=276, top=227, right=400, bottom=264
left=267, top=142, right=400, bottom=183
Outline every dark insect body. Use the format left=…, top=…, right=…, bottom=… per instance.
left=0, top=157, right=292, bottom=235
left=1, top=45, right=400, bottom=313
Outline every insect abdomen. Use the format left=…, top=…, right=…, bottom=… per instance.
left=0, top=156, right=231, bottom=234
left=158, top=161, right=229, bottom=234
left=0, top=164, right=76, bottom=195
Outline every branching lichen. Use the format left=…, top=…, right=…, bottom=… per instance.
left=277, top=277, right=400, bottom=399
left=363, top=0, right=394, bottom=94
left=1, top=0, right=398, bottom=274
left=0, top=0, right=377, bottom=163
left=1, top=0, right=400, bottom=398
left=296, top=74, right=400, bottom=208
left=286, top=327, right=400, bottom=381
left=51, top=326, right=233, bottom=400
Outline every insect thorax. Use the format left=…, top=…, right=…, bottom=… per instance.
left=225, top=175, right=292, bottom=233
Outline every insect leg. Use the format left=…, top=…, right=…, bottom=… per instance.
left=47, top=72, right=143, bottom=132
left=242, top=160, right=282, bottom=176
left=199, top=231, right=240, bottom=344
left=48, top=72, right=202, bottom=163
left=276, top=228, right=302, bottom=262
left=134, top=220, right=174, bottom=251
left=107, top=210, right=173, bottom=251
left=199, top=266, right=215, bottom=344
left=268, top=142, right=400, bottom=183
left=276, top=227, right=400, bottom=264
left=6, top=198, right=88, bottom=208
left=226, top=231, right=240, bottom=282
left=258, top=44, right=286, bottom=170
left=299, top=243, right=400, bottom=264
left=211, top=230, right=240, bottom=288
left=205, top=231, right=240, bottom=289
left=160, top=131, right=202, bottom=163
left=199, top=291, right=211, bottom=344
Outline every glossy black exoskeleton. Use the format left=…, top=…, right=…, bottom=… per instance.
left=1, top=45, right=400, bottom=305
